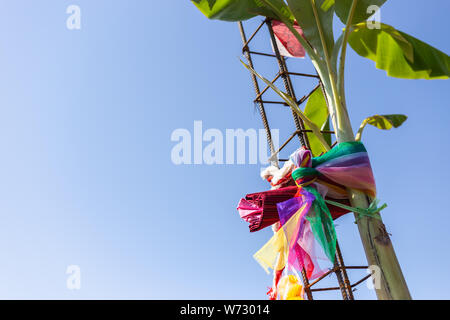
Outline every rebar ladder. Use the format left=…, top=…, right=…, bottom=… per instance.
left=238, top=19, right=372, bottom=300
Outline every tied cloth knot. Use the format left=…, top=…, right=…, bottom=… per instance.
left=291, top=142, right=377, bottom=199
left=324, top=198, right=387, bottom=224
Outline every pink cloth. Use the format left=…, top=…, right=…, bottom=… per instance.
left=277, top=189, right=328, bottom=280
left=272, top=20, right=306, bottom=58
left=237, top=199, right=263, bottom=225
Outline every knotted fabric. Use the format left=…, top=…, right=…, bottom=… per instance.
left=292, top=141, right=377, bottom=198
left=253, top=142, right=378, bottom=281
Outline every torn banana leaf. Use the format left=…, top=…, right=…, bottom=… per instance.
left=355, top=114, right=407, bottom=141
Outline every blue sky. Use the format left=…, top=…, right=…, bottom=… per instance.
left=0, top=1, right=448, bottom=299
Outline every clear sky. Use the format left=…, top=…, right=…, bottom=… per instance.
left=0, top=1, right=448, bottom=299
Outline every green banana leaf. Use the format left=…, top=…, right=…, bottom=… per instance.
left=355, top=114, right=407, bottom=141
left=322, top=117, right=332, bottom=147
left=286, top=0, right=335, bottom=61
left=349, top=23, right=450, bottom=79
left=320, top=0, right=335, bottom=12
left=304, top=87, right=330, bottom=156
left=191, top=0, right=286, bottom=21
left=334, top=0, right=387, bottom=25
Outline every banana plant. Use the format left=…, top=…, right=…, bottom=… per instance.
left=191, top=0, right=449, bottom=300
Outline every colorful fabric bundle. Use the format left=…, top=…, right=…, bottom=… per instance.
left=251, top=142, right=377, bottom=282
left=237, top=186, right=298, bottom=232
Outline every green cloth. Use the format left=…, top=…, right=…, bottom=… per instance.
left=325, top=198, right=387, bottom=224
left=311, top=141, right=367, bottom=167
left=291, top=167, right=320, bottom=181
left=304, top=186, right=336, bottom=264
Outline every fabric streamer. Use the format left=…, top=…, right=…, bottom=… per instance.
left=271, top=20, right=306, bottom=58
left=253, top=195, right=310, bottom=274
left=303, top=187, right=337, bottom=263
left=276, top=275, right=304, bottom=300
left=325, top=198, right=387, bottom=224
left=253, top=187, right=334, bottom=281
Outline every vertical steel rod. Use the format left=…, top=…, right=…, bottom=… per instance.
left=266, top=20, right=350, bottom=299
left=333, top=254, right=350, bottom=300
left=265, top=19, right=310, bottom=150
left=301, top=269, right=314, bottom=300
left=238, top=21, right=278, bottom=167
left=336, top=242, right=355, bottom=300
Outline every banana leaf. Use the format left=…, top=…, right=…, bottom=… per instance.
left=349, top=23, right=450, bottom=79
left=355, top=114, right=407, bottom=141
left=303, top=88, right=329, bottom=156
left=191, top=0, right=289, bottom=21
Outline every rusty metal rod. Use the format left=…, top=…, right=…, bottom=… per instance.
left=306, top=268, right=336, bottom=288
left=286, top=71, right=320, bottom=78
left=342, top=266, right=369, bottom=270
left=335, top=242, right=353, bottom=300
left=266, top=19, right=310, bottom=149
left=297, top=84, right=321, bottom=105
left=249, top=51, right=278, bottom=58
left=267, top=129, right=335, bottom=162
left=301, top=269, right=314, bottom=300
left=253, top=73, right=282, bottom=102
left=310, top=286, right=341, bottom=292
left=333, top=258, right=349, bottom=299
left=238, top=22, right=277, bottom=166
left=241, top=20, right=266, bottom=51
left=351, top=274, right=372, bottom=288
left=255, top=100, right=288, bottom=106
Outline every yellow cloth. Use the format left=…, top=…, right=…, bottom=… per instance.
left=277, top=275, right=304, bottom=300
left=253, top=201, right=309, bottom=273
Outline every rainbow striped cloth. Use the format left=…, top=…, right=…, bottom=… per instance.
left=292, top=141, right=376, bottom=198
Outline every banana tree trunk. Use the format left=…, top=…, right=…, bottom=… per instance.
left=349, top=189, right=411, bottom=299
left=332, top=106, right=411, bottom=300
